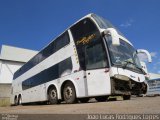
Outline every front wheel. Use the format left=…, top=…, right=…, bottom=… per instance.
left=123, top=95, right=131, bottom=100
left=18, top=96, right=22, bottom=105
left=63, top=82, right=77, bottom=104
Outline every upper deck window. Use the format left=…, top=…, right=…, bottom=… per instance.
left=13, top=31, right=70, bottom=80
left=71, top=18, right=108, bottom=70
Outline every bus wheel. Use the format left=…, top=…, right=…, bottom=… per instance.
left=18, top=95, right=22, bottom=105
left=123, top=95, right=131, bottom=100
left=14, top=96, right=18, bottom=106
left=79, top=98, right=90, bottom=103
left=63, top=82, right=76, bottom=104
left=48, top=87, right=58, bottom=104
left=95, top=96, right=108, bottom=102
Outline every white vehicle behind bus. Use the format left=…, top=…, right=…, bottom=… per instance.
left=11, top=13, right=152, bottom=105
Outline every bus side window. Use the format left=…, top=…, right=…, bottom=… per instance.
left=85, top=41, right=108, bottom=70
left=59, top=58, right=73, bottom=77
left=71, top=18, right=98, bottom=41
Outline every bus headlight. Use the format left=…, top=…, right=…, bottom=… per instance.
left=114, top=74, right=130, bottom=81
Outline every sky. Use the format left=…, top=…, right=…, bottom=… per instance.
left=0, top=0, right=160, bottom=74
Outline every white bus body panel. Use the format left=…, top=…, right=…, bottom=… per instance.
left=117, top=68, right=145, bottom=82
left=86, top=68, right=111, bottom=96
left=11, top=29, right=88, bottom=104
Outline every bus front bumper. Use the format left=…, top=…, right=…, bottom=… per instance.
left=111, top=75, right=147, bottom=95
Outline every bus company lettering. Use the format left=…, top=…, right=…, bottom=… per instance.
left=76, top=34, right=96, bottom=45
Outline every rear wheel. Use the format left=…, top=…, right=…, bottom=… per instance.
left=79, top=98, right=90, bottom=103
left=14, top=96, right=18, bottom=106
left=48, top=87, right=58, bottom=104
left=18, top=95, right=22, bottom=105
left=95, top=96, right=108, bottom=102
left=123, top=95, right=131, bottom=100
left=63, top=82, right=77, bottom=104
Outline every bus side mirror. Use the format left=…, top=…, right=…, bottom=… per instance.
left=103, top=28, right=120, bottom=46
left=137, top=49, right=152, bottom=63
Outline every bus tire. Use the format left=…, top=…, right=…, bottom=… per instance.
left=63, top=82, right=77, bottom=104
left=14, top=96, right=18, bottom=106
left=95, top=96, right=108, bottom=102
left=123, top=95, right=131, bottom=100
left=18, top=95, right=22, bottom=105
left=79, top=98, right=90, bottom=103
left=48, top=87, right=58, bottom=104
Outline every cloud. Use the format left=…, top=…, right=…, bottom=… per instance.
left=152, top=61, right=160, bottom=73
left=138, top=51, right=159, bottom=74
left=150, top=52, right=157, bottom=58
left=120, top=19, right=134, bottom=28
left=138, top=51, right=158, bottom=62
left=153, top=62, right=160, bottom=70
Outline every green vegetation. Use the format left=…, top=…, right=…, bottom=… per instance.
left=0, top=98, right=11, bottom=107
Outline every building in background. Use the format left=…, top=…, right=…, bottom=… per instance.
left=0, top=45, right=38, bottom=99
left=149, top=73, right=160, bottom=80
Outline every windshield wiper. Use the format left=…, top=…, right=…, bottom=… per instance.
left=122, top=60, right=134, bottom=69
left=122, top=61, right=146, bottom=74
left=136, top=66, right=146, bottom=74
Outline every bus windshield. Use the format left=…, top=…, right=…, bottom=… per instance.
left=107, top=36, right=143, bottom=73
left=92, top=14, right=124, bottom=37
left=92, top=14, right=143, bottom=74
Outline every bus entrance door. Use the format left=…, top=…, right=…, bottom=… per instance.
left=86, top=68, right=110, bottom=96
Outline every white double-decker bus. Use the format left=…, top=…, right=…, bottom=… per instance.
left=11, top=13, right=152, bottom=105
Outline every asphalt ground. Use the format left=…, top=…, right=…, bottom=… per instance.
left=0, top=96, right=160, bottom=114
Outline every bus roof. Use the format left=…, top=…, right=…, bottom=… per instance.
left=40, top=13, right=133, bottom=53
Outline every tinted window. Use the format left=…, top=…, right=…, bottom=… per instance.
left=22, top=80, right=30, bottom=90
left=71, top=18, right=98, bottom=41
left=55, top=32, right=70, bottom=50
left=85, top=40, right=108, bottom=69
left=92, top=14, right=124, bottom=37
left=71, top=18, right=108, bottom=70
left=22, top=57, right=72, bottom=90
left=14, top=31, right=70, bottom=80
left=59, top=58, right=72, bottom=77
